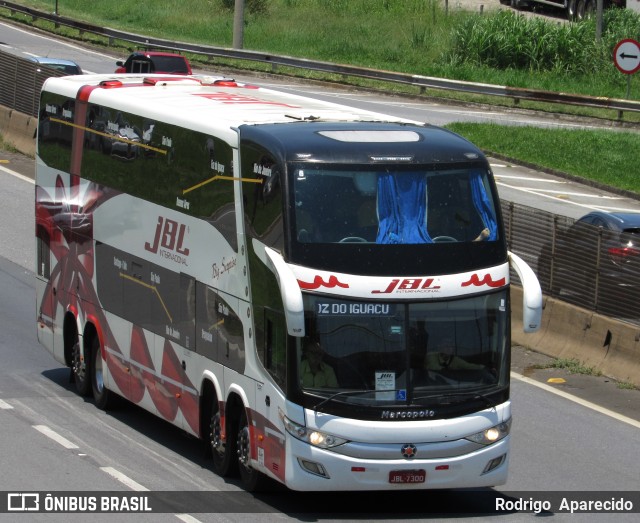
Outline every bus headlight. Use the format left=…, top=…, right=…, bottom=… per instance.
left=281, top=415, right=348, bottom=449
left=465, top=418, right=511, bottom=445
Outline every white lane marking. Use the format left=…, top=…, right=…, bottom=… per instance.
left=494, top=173, right=566, bottom=184
left=496, top=181, right=640, bottom=213
left=0, top=164, right=34, bottom=183
left=511, top=372, right=640, bottom=429
left=495, top=174, right=624, bottom=199
left=33, top=425, right=80, bottom=449
left=0, top=399, right=14, bottom=409
left=175, top=515, right=204, bottom=523
left=100, top=466, right=150, bottom=491
left=100, top=468, right=204, bottom=522
left=515, top=188, right=624, bottom=199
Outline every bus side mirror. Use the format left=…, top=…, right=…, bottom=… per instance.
left=509, top=251, right=542, bottom=333
left=261, top=245, right=305, bottom=337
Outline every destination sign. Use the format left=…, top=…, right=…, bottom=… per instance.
left=316, top=302, right=396, bottom=316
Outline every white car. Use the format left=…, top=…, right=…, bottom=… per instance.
left=29, top=56, right=83, bottom=75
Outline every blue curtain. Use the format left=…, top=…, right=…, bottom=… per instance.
left=470, top=171, right=498, bottom=241
left=376, top=173, right=432, bottom=244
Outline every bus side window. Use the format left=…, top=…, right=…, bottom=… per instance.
left=261, top=310, right=286, bottom=390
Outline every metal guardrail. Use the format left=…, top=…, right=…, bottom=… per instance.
left=2, top=0, right=640, bottom=115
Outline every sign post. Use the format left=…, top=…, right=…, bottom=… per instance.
left=613, top=39, right=640, bottom=118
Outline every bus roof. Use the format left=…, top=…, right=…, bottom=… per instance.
left=240, top=121, right=485, bottom=165
left=42, top=73, right=419, bottom=136
left=41, top=73, right=486, bottom=164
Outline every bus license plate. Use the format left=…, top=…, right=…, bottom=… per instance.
left=389, top=469, right=426, bottom=484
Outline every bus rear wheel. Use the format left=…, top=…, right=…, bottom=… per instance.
left=237, top=409, right=269, bottom=492
left=210, top=407, right=238, bottom=477
left=91, top=336, right=113, bottom=410
left=72, top=339, right=91, bottom=397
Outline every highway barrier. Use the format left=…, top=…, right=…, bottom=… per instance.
left=512, top=287, right=640, bottom=388
left=0, top=105, right=37, bottom=156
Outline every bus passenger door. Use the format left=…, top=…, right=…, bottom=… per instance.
left=36, top=174, right=56, bottom=359
left=254, top=309, right=287, bottom=483
left=35, top=231, right=56, bottom=359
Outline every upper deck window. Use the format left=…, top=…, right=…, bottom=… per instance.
left=293, top=166, right=498, bottom=245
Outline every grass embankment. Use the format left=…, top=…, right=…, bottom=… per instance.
left=446, top=123, right=640, bottom=195
left=2, top=1, right=640, bottom=193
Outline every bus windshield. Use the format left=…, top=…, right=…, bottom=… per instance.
left=292, top=166, right=498, bottom=244
left=297, top=291, right=508, bottom=408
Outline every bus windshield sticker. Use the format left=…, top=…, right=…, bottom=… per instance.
left=375, top=372, right=396, bottom=401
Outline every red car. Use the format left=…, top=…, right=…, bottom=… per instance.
left=115, top=51, right=193, bottom=75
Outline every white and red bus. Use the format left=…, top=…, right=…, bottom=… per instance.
left=35, top=73, right=542, bottom=492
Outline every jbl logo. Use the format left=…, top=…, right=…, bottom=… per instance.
left=145, top=216, right=190, bottom=256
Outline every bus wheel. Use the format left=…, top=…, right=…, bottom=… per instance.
left=237, top=409, right=268, bottom=492
left=72, top=339, right=91, bottom=397
left=210, top=407, right=237, bottom=477
left=91, top=336, right=113, bottom=410
left=566, top=0, right=577, bottom=21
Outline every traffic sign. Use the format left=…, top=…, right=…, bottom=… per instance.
left=613, top=39, right=640, bottom=75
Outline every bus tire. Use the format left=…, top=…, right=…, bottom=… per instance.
left=237, top=408, right=269, bottom=492
left=566, top=0, right=578, bottom=20
left=210, top=404, right=238, bottom=477
left=72, top=339, right=92, bottom=397
left=91, top=336, right=113, bottom=410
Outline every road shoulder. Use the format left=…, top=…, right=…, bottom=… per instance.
left=511, top=344, right=640, bottom=424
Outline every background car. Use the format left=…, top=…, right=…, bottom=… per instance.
left=28, top=56, right=83, bottom=75
left=537, top=211, right=640, bottom=316
left=115, top=51, right=192, bottom=74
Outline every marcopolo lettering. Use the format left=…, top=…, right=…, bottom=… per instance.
left=381, top=410, right=435, bottom=419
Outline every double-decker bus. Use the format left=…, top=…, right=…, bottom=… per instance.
left=35, top=73, right=542, bottom=492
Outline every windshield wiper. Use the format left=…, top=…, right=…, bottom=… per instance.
left=312, top=388, right=408, bottom=412
left=413, top=389, right=496, bottom=409
left=312, top=388, right=496, bottom=412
